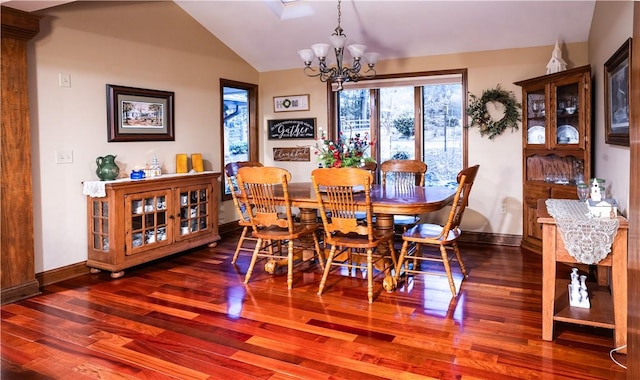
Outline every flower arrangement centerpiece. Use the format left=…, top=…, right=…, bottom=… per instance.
left=314, top=128, right=376, bottom=168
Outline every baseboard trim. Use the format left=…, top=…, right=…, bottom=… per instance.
left=219, top=221, right=242, bottom=235
left=1, top=279, right=40, bottom=305
left=458, top=231, right=522, bottom=247
left=36, top=262, right=91, bottom=287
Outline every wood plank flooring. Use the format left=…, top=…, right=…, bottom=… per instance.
left=1, top=232, right=627, bottom=379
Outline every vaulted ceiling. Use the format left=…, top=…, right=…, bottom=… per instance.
left=2, top=0, right=596, bottom=72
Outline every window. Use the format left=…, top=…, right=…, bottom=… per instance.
left=221, top=79, right=258, bottom=200
left=331, top=69, right=467, bottom=188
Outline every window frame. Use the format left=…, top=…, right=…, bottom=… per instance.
left=327, top=69, right=469, bottom=171
left=220, top=79, right=259, bottom=201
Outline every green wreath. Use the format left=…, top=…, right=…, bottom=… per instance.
left=467, top=85, right=522, bottom=140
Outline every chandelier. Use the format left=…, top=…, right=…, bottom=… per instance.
left=297, top=0, right=378, bottom=91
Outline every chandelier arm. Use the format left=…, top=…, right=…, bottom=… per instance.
left=320, top=67, right=340, bottom=83
left=302, top=66, right=323, bottom=78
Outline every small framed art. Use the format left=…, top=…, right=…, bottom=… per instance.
left=273, top=94, right=310, bottom=112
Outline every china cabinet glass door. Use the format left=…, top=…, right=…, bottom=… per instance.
left=526, top=90, right=547, bottom=145
left=554, top=82, right=580, bottom=146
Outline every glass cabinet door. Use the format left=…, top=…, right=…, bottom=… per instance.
left=90, top=199, right=110, bottom=252
left=177, top=184, right=212, bottom=240
left=554, top=82, right=580, bottom=146
left=526, top=90, right=547, bottom=145
left=127, top=190, right=172, bottom=254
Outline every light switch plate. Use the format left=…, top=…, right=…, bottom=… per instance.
left=55, top=150, right=73, bottom=164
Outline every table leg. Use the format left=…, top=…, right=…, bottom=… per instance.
left=611, top=228, right=628, bottom=353
left=375, top=213, right=396, bottom=292
left=542, top=223, right=556, bottom=341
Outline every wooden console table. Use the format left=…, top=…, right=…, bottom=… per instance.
left=537, top=199, right=628, bottom=353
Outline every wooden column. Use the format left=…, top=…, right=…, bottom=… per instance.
left=628, top=2, right=640, bottom=375
left=1, top=6, right=42, bottom=304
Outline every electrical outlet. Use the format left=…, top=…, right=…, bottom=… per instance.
left=500, top=202, right=507, bottom=215
left=55, top=150, right=73, bottom=164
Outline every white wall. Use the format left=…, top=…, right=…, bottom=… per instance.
left=28, top=2, right=258, bottom=272
left=589, top=0, right=633, bottom=215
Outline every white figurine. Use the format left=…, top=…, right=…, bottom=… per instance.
left=546, top=40, right=567, bottom=74
left=590, top=178, right=602, bottom=202
left=568, top=268, right=590, bottom=308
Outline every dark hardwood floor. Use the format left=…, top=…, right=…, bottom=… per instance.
left=1, top=232, right=627, bottom=379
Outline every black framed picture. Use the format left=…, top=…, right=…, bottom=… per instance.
left=604, top=38, right=632, bottom=147
left=107, top=84, right=175, bottom=142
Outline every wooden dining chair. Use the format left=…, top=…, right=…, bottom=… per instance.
left=311, top=167, right=396, bottom=303
left=393, top=164, right=479, bottom=296
left=380, top=159, right=428, bottom=239
left=224, top=161, right=264, bottom=264
left=236, top=166, right=323, bottom=289
left=360, top=161, right=378, bottom=177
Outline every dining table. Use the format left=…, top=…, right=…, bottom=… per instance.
left=263, top=181, right=458, bottom=291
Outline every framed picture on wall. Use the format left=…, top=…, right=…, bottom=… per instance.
left=273, top=94, right=310, bottom=112
left=604, top=38, right=632, bottom=147
left=107, top=84, right=175, bottom=142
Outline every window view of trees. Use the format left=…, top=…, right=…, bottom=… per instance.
left=423, top=83, right=463, bottom=188
left=335, top=72, right=465, bottom=188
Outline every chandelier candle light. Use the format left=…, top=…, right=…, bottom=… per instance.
left=298, top=0, right=378, bottom=91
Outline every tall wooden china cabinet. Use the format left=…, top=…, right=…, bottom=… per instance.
left=515, top=65, right=592, bottom=253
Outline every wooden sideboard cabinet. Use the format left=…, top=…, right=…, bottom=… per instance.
left=85, top=172, right=221, bottom=278
left=515, top=65, right=592, bottom=253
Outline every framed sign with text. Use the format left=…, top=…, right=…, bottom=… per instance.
left=273, top=147, right=311, bottom=162
left=267, top=118, right=316, bottom=140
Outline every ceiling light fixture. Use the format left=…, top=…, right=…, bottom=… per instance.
left=297, top=0, right=378, bottom=91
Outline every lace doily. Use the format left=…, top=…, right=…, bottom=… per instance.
left=545, top=199, right=619, bottom=264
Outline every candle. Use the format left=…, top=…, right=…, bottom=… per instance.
left=191, top=153, right=203, bottom=172
left=176, top=154, right=188, bottom=173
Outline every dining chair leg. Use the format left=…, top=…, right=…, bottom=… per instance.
left=367, top=248, right=374, bottom=303
left=394, top=240, right=410, bottom=282
left=318, top=245, right=337, bottom=296
left=413, top=243, right=421, bottom=271
left=440, top=244, right=457, bottom=296
left=312, top=233, right=325, bottom=271
left=232, top=226, right=250, bottom=264
left=287, top=240, right=294, bottom=290
left=452, top=242, right=468, bottom=277
left=244, top=238, right=262, bottom=285
left=387, top=239, right=397, bottom=270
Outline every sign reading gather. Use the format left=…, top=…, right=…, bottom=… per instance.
left=267, top=118, right=316, bottom=140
